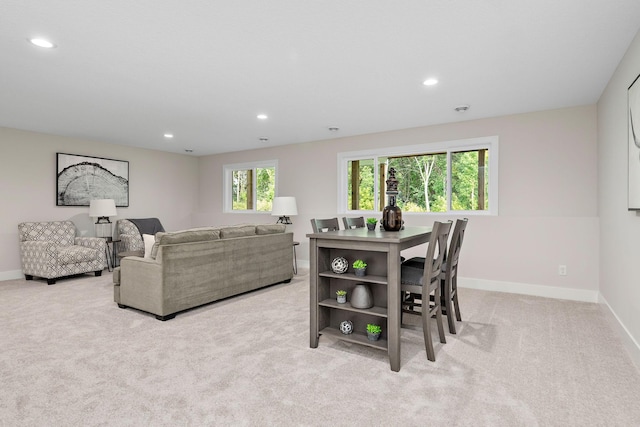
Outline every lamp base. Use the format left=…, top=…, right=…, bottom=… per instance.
left=95, top=218, right=112, bottom=238
left=276, top=216, right=292, bottom=225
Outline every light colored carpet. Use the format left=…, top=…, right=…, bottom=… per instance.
left=1, top=270, right=639, bottom=426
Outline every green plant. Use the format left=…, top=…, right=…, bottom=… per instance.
left=366, top=324, right=382, bottom=334
left=336, top=290, right=347, bottom=296
left=352, top=259, right=367, bottom=269
left=366, top=217, right=377, bottom=224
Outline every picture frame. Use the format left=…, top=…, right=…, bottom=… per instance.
left=628, top=73, right=640, bottom=210
left=56, top=153, right=129, bottom=207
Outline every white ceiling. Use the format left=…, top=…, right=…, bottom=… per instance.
left=2, top=1, right=640, bottom=156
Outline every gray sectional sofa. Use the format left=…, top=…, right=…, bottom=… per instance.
left=113, top=224, right=294, bottom=320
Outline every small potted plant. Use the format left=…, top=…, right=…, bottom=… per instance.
left=336, top=289, right=347, bottom=304
left=366, top=217, right=377, bottom=231
left=353, top=259, right=367, bottom=277
left=366, top=323, right=382, bottom=341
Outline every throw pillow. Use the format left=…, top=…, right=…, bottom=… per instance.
left=143, top=234, right=155, bottom=258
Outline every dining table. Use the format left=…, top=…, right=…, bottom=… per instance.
left=308, top=225, right=432, bottom=371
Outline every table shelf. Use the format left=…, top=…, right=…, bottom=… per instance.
left=319, top=270, right=387, bottom=285
left=319, top=327, right=388, bottom=351
left=319, top=298, right=388, bottom=318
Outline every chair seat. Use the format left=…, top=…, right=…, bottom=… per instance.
left=58, top=245, right=100, bottom=265
left=400, top=262, right=426, bottom=286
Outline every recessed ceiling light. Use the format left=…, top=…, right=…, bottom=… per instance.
left=422, top=78, right=438, bottom=86
left=257, top=114, right=268, bottom=120
left=29, top=38, right=56, bottom=48
left=164, top=133, right=174, bottom=138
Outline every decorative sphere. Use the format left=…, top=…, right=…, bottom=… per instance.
left=331, top=257, right=349, bottom=274
left=339, top=320, right=354, bottom=335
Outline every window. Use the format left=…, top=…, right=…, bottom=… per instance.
left=223, top=160, right=277, bottom=212
left=338, top=137, right=498, bottom=215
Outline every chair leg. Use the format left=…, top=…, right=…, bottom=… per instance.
left=95, top=270, right=102, bottom=277
left=452, top=276, right=462, bottom=322
left=47, top=278, right=56, bottom=285
left=434, top=287, right=446, bottom=344
left=25, top=275, right=33, bottom=280
left=421, top=308, right=435, bottom=362
left=444, top=297, right=457, bottom=334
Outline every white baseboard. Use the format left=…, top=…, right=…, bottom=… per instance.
left=458, top=277, right=599, bottom=303
left=0, top=270, right=24, bottom=281
left=599, top=294, right=640, bottom=372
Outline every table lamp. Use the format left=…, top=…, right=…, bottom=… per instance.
left=271, top=196, right=298, bottom=225
left=89, top=199, right=117, bottom=238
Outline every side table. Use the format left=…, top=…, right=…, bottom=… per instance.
left=102, top=238, right=120, bottom=272
left=293, top=241, right=300, bottom=275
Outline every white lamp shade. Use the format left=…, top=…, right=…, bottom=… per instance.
left=271, top=197, right=298, bottom=216
left=89, top=199, right=117, bottom=218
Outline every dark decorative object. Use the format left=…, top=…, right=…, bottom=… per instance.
left=382, top=167, right=402, bottom=231
left=56, top=153, right=129, bottom=207
left=331, top=257, right=349, bottom=274
left=350, top=283, right=373, bottom=309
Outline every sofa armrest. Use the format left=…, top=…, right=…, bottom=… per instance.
left=119, top=256, right=165, bottom=315
left=20, top=240, right=57, bottom=263
left=75, top=237, right=107, bottom=252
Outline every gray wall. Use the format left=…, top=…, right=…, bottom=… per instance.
left=196, top=105, right=599, bottom=302
left=597, top=29, right=640, bottom=367
left=0, top=127, right=199, bottom=279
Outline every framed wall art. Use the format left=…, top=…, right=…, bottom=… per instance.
left=56, top=153, right=129, bottom=207
left=629, top=73, right=640, bottom=210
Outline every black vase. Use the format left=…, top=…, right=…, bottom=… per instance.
left=382, top=198, right=403, bottom=231
left=382, top=167, right=402, bottom=231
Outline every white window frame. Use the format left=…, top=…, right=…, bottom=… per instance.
left=223, top=159, right=278, bottom=213
left=337, top=136, right=499, bottom=216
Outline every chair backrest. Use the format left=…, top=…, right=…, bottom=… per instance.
left=423, top=221, right=452, bottom=288
left=18, top=221, right=76, bottom=246
left=310, top=218, right=340, bottom=233
left=342, top=216, right=365, bottom=229
left=445, top=218, right=468, bottom=277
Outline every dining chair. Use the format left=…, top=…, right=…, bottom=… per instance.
left=439, top=218, right=468, bottom=333
left=342, top=216, right=365, bottom=229
left=310, top=218, right=340, bottom=233
left=400, top=220, right=452, bottom=361
left=402, top=218, right=468, bottom=334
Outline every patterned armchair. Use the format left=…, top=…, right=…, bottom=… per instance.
left=116, top=218, right=164, bottom=254
left=18, top=221, right=106, bottom=285
left=116, top=219, right=145, bottom=254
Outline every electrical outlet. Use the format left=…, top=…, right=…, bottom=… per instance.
left=558, top=265, right=567, bottom=276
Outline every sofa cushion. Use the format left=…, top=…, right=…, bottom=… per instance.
left=256, top=224, right=286, bottom=235
left=219, top=225, right=256, bottom=239
left=57, top=245, right=100, bottom=265
left=155, top=228, right=221, bottom=246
